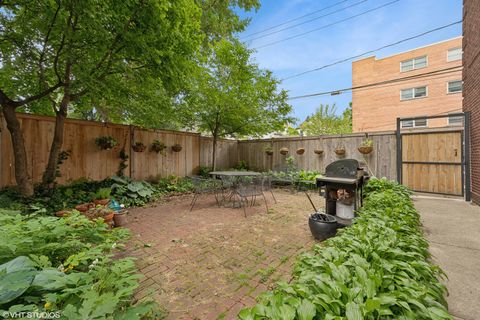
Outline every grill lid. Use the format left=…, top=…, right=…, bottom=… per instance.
left=325, top=159, right=360, bottom=178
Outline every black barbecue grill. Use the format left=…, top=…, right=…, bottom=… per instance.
left=316, top=159, right=368, bottom=225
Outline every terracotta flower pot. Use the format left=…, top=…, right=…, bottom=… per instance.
left=172, top=144, right=182, bottom=152
left=103, top=212, right=115, bottom=222
left=113, top=210, right=128, bottom=227
left=55, top=210, right=70, bottom=217
left=314, top=149, right=324, bottom=155
left=75, top=203, right=94, bottom=213
left=94, top=199, right=110, bottom=206
left=296, top=148, right=305, bottom=155
left=265, top=150, right=273, bottom=155
left=132, top=143, right=146, bottom=152
left=358, top=146, right=373, bottom=154
left=279, top=148, right=289, bottom=155
left=335, top=149, right=346, bottom=156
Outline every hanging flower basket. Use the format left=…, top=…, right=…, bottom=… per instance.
left=279, top=147, right=289, bottom=155
left=150, top=140, right=167, bottom=154
left=296, top=148, right=305, bottom=155
left=132, top=142, right=147, bottom=153
left=335, top=148, right=346, bottom=156
left=95, top=136, right=118, bottom=150
left=314, top=149, right=324, bottom=155
left=172, top=143, right=182, bottom=152
left=358, top=146, right=374, bottom=154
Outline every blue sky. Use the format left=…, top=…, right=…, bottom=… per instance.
left=237, top=0, right=462, bottom=124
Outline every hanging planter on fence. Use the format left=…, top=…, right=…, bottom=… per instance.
left=150, top=140, right=167, bottom=154
left=335, top=148, right=346, bottom=156
left=264, top=146, right=274, bottom=155
left=358, top=138, right=374, bottom=154
left=296, top=147, right=305, bottom=155
left=279, top=147, right=289, bottom=155
left=95, top=136, right=118, bottom=150
left=172, top=143, right=182, bottom=152
left=314, top=149, right=324, bottom=155
left=132, top=142, right=147, bottom=152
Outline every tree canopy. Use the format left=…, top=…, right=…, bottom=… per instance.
left=299, top=103, right=352, bottom=136
left=181, top=39, right=293, bottom=168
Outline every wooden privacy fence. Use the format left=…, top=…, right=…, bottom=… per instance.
left=237, top=132, right=397, bottom=180
left=0, top=113, right=238, bottom=188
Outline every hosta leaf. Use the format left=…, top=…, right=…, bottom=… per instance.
left=345, top=301, right=363, bottom=320
left=297, top=299, right=316, bottom=320
left=428, top=306, right=451, bottom=319
left=365, top=298, right=381, bottom=312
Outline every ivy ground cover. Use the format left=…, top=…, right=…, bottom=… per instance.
left=239, top=178, right=452, bottom=320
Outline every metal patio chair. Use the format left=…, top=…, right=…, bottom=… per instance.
left=261, top=175, right=277, bottom=203
left=236, top=176, right=268, bottom=217
left=189, top=176, right=222, bottom=211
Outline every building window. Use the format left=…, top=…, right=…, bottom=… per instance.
left=447, top=80, right=462, bottom=93
left=401, top=118, right=428, bottom=128
left=400, top=56, right=427, bottom=72
left=447, top=47, right=462, bottom=62
left=400, top=86, right=427, bottom=100
left=448, top=114, right=463, bottom=126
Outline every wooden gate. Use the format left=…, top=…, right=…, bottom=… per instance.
left=401, top=130, right=463, bottom=195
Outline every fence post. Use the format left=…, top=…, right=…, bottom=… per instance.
left=396, top=118, right=402, bottom=183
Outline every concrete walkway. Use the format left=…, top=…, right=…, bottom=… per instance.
left=414, top=196, right=480, bottom=320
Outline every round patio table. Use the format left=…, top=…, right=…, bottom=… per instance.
left=209, top=171, right=261, bottom=207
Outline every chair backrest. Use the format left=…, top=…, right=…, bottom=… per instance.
left=237, top=176, right=263, bottom=195
left=189, top=176, right=219, bottom=193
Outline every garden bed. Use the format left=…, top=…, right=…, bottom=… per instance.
left=239, top=178, right=452, bottom=319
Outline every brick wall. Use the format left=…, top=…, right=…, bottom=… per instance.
left=352, top=37, right=463, bottom=132
left=463, top=0, right=480, bottom=204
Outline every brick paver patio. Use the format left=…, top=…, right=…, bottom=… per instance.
left=122, top=189, right=322, bottom=319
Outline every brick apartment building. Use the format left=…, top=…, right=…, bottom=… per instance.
left=352, top=37, right=463, bottom=132
left=463, top=0, right=480, bottom=204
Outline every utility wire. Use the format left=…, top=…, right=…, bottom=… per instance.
left=254, top=0, right=400, bottom=50
left=281, top=21, right=462, bottom=81
left=241, top=0, right=350, bottom=39
left=243, top=0, right=368, bottom=42
left=287, top=65, right=462, bottom=100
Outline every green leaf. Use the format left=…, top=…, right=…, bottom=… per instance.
left=365, top=298, right=381, bottom=312
left=345, top=301, right=363, bottom=320
left=297, top=299, right=316, bottom=320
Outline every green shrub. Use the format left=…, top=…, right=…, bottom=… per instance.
left=110, top=176, right=158, bottom=207
left=155, top=176, right=193, bottom=194
left=239, top=178, right=451, bottom=320
left=0, top=209, right=162, bottom=319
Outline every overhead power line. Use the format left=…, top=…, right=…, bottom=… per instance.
left=241, top=0, right=350, bottom=39
left=243, top=0, right=368, bottom=42
left=254, top=0, right=400, bottom=50
left=287, top=65, right=462, bottom=100
left=281, top=21, right=462, bottom=81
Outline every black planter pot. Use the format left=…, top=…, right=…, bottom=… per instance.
left=308, top=213, right=338, bottom=241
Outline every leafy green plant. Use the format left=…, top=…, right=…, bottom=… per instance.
left=198, top=166, right=213, bottom=178
left=239, top=178, right=451, bottom=320
left=117, top=147, right=129, bottom=177
left=0, top=210, right=162, bottom=318
left=95, top=136, right=118, bottom=150
left=132, top=142, right=147, bottom=153
left=155, top=176, right=193, bottom=194
left=95, top=188, right=111, bottom=200
left=235, top=160, right=249, bottom=171
left=150, top=140, right=167, bottom=155
left=110, top=176, right=157, bottom=207
left=361, top=138, right=374, bottom=147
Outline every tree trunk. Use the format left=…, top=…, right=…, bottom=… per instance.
left=42, top=96, right=69, bottom=186
left=212, top=135, right=218, bottom=171
left=1, top=104, right=34, bottom=197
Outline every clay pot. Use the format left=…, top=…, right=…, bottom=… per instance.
left=314, top=149, right=324, bottom=155
left=94, top=199, right=110, bottom=206
left=172, top=144, right=182, bottom=152
left=335, top=148, right=346, bottom=156
left=55, top=210, right=70, bottom=217
left=75, top=203, right=94, bottom=212
left=358, top=146, right=373, bottom=154
left=113, top=210, right=128, bottom=227
left=296, top=148, right=305, bottom=155
left=265, top=150, right=273, bottom=156
left=132, top=143, right=147, bottom=152
left=279, top=147, right=289, bottom=155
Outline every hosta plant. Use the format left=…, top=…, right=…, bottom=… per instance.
left=239, top=178, right=451, bottom=320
